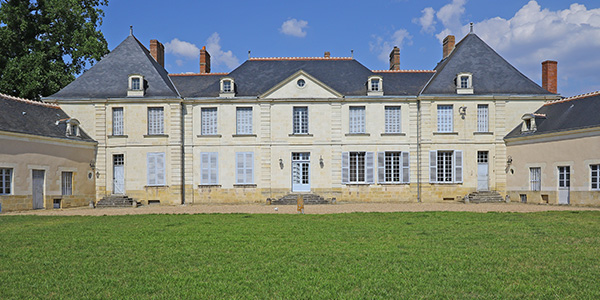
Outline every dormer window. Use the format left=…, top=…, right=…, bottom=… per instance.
left=367, top=76, right=383, bottom=96
left=456, top=72, right=473, bottom=94
left=66, top=119, right=81, bottom=137
left=521, top=113, right=536, bottom=133
left=128, top=74, right=145, bottom=97
left=220, top=77, right=235, bottom=98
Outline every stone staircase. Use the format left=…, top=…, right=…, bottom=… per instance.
left=269, top=194, right=331, bottom=205
left=464, top=191, right=505, bottom=204
left=96, top=195, right=139, bottom=208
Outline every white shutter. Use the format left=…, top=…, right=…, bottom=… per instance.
left=201, top=152, right=209, bottom=184
left=377, top=152, right=385, bottom=183
left=156, top=152, right=165, bottom=185
left=236, top=152, right=244, bottom=184
left=366, top=152, right=374, bottom=183
left=402, top=152, right=410, bottom=183
left=429, top=150, right=437, bottom=183
left=341, top=152, right=349, bottom=184
left=245, top=152, right=253, bottom=184
left=147, top=153, right=156, bottom=186
left=210, top=152, right=218, bottom=184
left=454, top=150, right=463, bottom=183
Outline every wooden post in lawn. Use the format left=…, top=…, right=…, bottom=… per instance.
left=297, top=195, right=304, bottom=214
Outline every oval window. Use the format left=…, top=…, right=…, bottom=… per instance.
left=297, top=79, right=306, bottom=88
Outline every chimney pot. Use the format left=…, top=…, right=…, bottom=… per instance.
left=150, top=39, right=165, bottom=67
left=389, top=46, right=400, bottom=70
left=200, top=46, right=211, bottom=74
left=542, top=60, right=558, bottom=94
left=443, top=35, right=455, bottom=59
left=324, top=51, right=330, bottom=58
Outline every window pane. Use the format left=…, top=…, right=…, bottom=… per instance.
left=0, top=168, right=12, bottom=195
left=385, top=106, right=401, bottom=133
left=437, top=105, right=453, bottom=132
left=236, top=107, right=252, bottom=134
left=437, top=151, right=453, bottom=182
left=477, top=104, right=488, bottom=132
left=61, top=172, right=72, bottom=196
left=349, top=107, right=365, bottom=134
left=293, top=107, right=308, bottom=134
left=113, top=107, right=123, bottom=136
left=148, top=107, right=164, bottom=135
left=530, top=167, right=541, bottom=191
left=201, top=108, right=218, bottom=135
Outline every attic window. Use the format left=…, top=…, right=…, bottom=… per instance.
left=367, top=76, right=383, bottom=96
left=128, top=74, right=145, bottom=97
left=220, top=77, right=235, bottom=98
left=521, top=114, right=536, bottom=133
left=223, top=80, right=232, bottom=92
left=66, top=119, right=81, bottom=137
left=456, top=72, right=473, bottom=94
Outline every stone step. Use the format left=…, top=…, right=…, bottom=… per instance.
left=464, top=191, right=505, bottom=204
left=269, top=194, right=330, bottom=205
left=96, top=195, right=139, bottom=208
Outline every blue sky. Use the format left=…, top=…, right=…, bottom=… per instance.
left=100, top=0, right=600, bottom=97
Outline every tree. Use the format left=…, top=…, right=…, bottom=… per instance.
left=0, top=0, right=109, bottom=100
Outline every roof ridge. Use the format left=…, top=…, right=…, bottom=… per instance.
left=372, top=69, right=435, bottom=73
left=544, top=90, right=600, bottom=106
left=0, top=92, right=60, bottom=109
left=248, top=57, right=353, bottom=61
left=169, top=72, right=229, bottom=77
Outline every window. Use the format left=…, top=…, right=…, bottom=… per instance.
left=521, top=114, right=537, bottom=133
left=429, top=150, right=463, bottom=183
left=477, top=104, right=488, bottom=132
left=371, top=79, right=380, bottom=91
left=61, top=172, right=72, bottom=196
left=367, top=76, right=383, bottom=95
left=378, top=151, right=409, bottom=183
left=0, top=168, right=12, bottom=195
left=131, top=77, right=141, bottom=90
left=112, top=107, right=124, bottom=136
left=222, top=80, right=232, bottom=92
left=456, top=72, right=473, bottom=94
left=293, top=107, right=308, bottom=134
left=558, top=166, right=570, bottom=188
left=219, top=77, right=235, bottom=97
left=349, top=106, right=366, bottom=134
left=235, top=107, right=253, bottom=135
left=530, top=167, right=541, bottom=191
left=460, top=76, right=469, bottom=89
left=128, top=75, right=145, bottom=97
left=342, top=152, right=375, bottom=184
left=236, top=152, right=254, bottom=184
left=591, top=165, right=600, bottom=190
left=147, top=152, right=166, bottom=186
left=66, top=119, right=80, bottom=137
left=201, top=107, right=218, bottom=135
left=200, top=152, right=218, bottom=185
left=385, top=106, right=401, bottom=133
left=148, top=107, right=164, bottom=135
left=437, top=105, right=453, bottom=132
left=297, top=79, right=306, bottom=88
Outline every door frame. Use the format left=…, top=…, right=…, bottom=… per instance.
left=113, top=154, right=125, bottom=195
left=32, top=169, right=45, bottom=209
left=477, top=151, right=489, bottom=191
left=291, top=152, right=311, bottom=192
left=558, top=166, right=570, bottom=204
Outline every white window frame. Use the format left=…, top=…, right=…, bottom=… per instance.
left=148, top=107, right=164, bottom=135
left=235, top=152, right=254, bottom=184
left=201, top=107, right=218, bottom=135
left=200, top=152, right=219, bottom=185
left=530, top=167, right=541, bottom=191
left=384, top=106, right=402, bottom=133
left=456, top=72, right=473, bottom=94
left=219, top=77, right=235, bottom=97
left=558, top=166, right=570, bottom=188
left=437, top=105, right=453, bottom=132
left=377, top=151, right=409, bottom=184
left=591, top=164, right=600, bottom=190
left=147, top=152, right=166, bottom=186
left=477, top=104, right=489, bottom=132
left=341, top=152, right=374, bottom=184
left=429, top=150, right=463, bottom=183
left=293, top=107, right=309, bottom=134
left=349, top=106, right=366, bottom=134
left=236, top=107, right=253, bottom=135
left=128, top=74, right=145, bottom=97
left=367, top=76, right=383, bottom=96
left=112, top=107, right=124, bottom=136
left=0, top=168, right=12, bottom=195
left=61, top=171, right=73, bottom=196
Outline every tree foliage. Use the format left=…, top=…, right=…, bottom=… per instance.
left=0, top=0, right=109, bottom=99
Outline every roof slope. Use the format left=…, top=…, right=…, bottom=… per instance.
left=505, top=92, right=600, bottom=139
left=171, top=58, right=434, bottom=98
left=0, top=93, right=94, bottom=142
left=46, top=35, right=179, bottom=99
left=422, top=33, right=552, bottom=95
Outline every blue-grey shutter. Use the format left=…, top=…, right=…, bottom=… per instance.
left=402, top=152, right=410, bottom=183
left=147, top=153, right=156, bottom=186
left=236, top=152, right=244, bottom=184
left=454, top=150, right=463, bottom=183
left=201, top=152, right=209, bottom=184
left=366, top=152, right=374, bottom=183
left=156, top=153, right=166, bottom=185
left=377, top=152, right=385, bottom=183
left=246, top=152, right=254, bottom=184
left=341, top=152, right=349, bottom=184
left=429, top=150, right=437, bottom=183
left=210, top=152, right=218, bottom=184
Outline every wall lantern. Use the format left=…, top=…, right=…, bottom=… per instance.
left=279, top=158, right=284, bottom=169
left=459, top=106, right=467, bottom=119
left=319, top=156, right=324, bottom=168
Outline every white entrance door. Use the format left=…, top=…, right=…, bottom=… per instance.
left=292, top=153, right=310, bottom=192
left=558, top=166, right=570, bottom=204
left=113, top=154, right=125, bottom=194
left=32, top=170, right=45, bottom=209
left=477, top=151, right=489, bottom=191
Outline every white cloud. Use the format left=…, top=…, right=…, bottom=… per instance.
left=164, top=38, right=200, bottom=58
left=434, top=0, right=467, bottom=41
left=414, top=7, right=436, bottom=33
left=370, top=29, right=413, bottom=63
left=206, top=32, right=240, bottom=69
left=280, top=18, right=309, bottom=37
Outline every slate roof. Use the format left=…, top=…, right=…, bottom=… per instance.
left=505, top=91, right=600, bottom=139
left=0, top=93, right=95, bottom=142
left=46, top=35, right=179, bottom=100
left=422, top=33, right=552, bottom=95
left=170, top=58, right=434, bottom=98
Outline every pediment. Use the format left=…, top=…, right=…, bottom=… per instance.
left=261, top=70, right=342, bottom=99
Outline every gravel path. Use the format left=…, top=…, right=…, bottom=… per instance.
left=3, top=202, right=599, bottom=216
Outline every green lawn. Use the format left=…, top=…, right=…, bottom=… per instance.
left=1, top=211, right=599, bottom=299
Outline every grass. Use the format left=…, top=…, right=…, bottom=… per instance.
left=1, top=211, right=600, bottom=299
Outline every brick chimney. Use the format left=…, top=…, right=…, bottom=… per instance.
left=200, top=46, right=211, bottom=74
left=542, top=60, right=558, bottom=94
left=389, top=46, right=400, bottom=70
left=324, top=51, right=330, bottom=58
left=443, top=35, right=455, bottom=59
left=150, top=39, right=165, bottom=67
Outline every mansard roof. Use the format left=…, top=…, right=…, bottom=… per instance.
left=422, top=33, right=552, bottom=95
left=0, top=93, right=94, bottom=142
left=46, top=35, right=179, bottom=100
left=505, top=91, right=600, bottom=140
left=170, top=58, right=434, bottom=98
